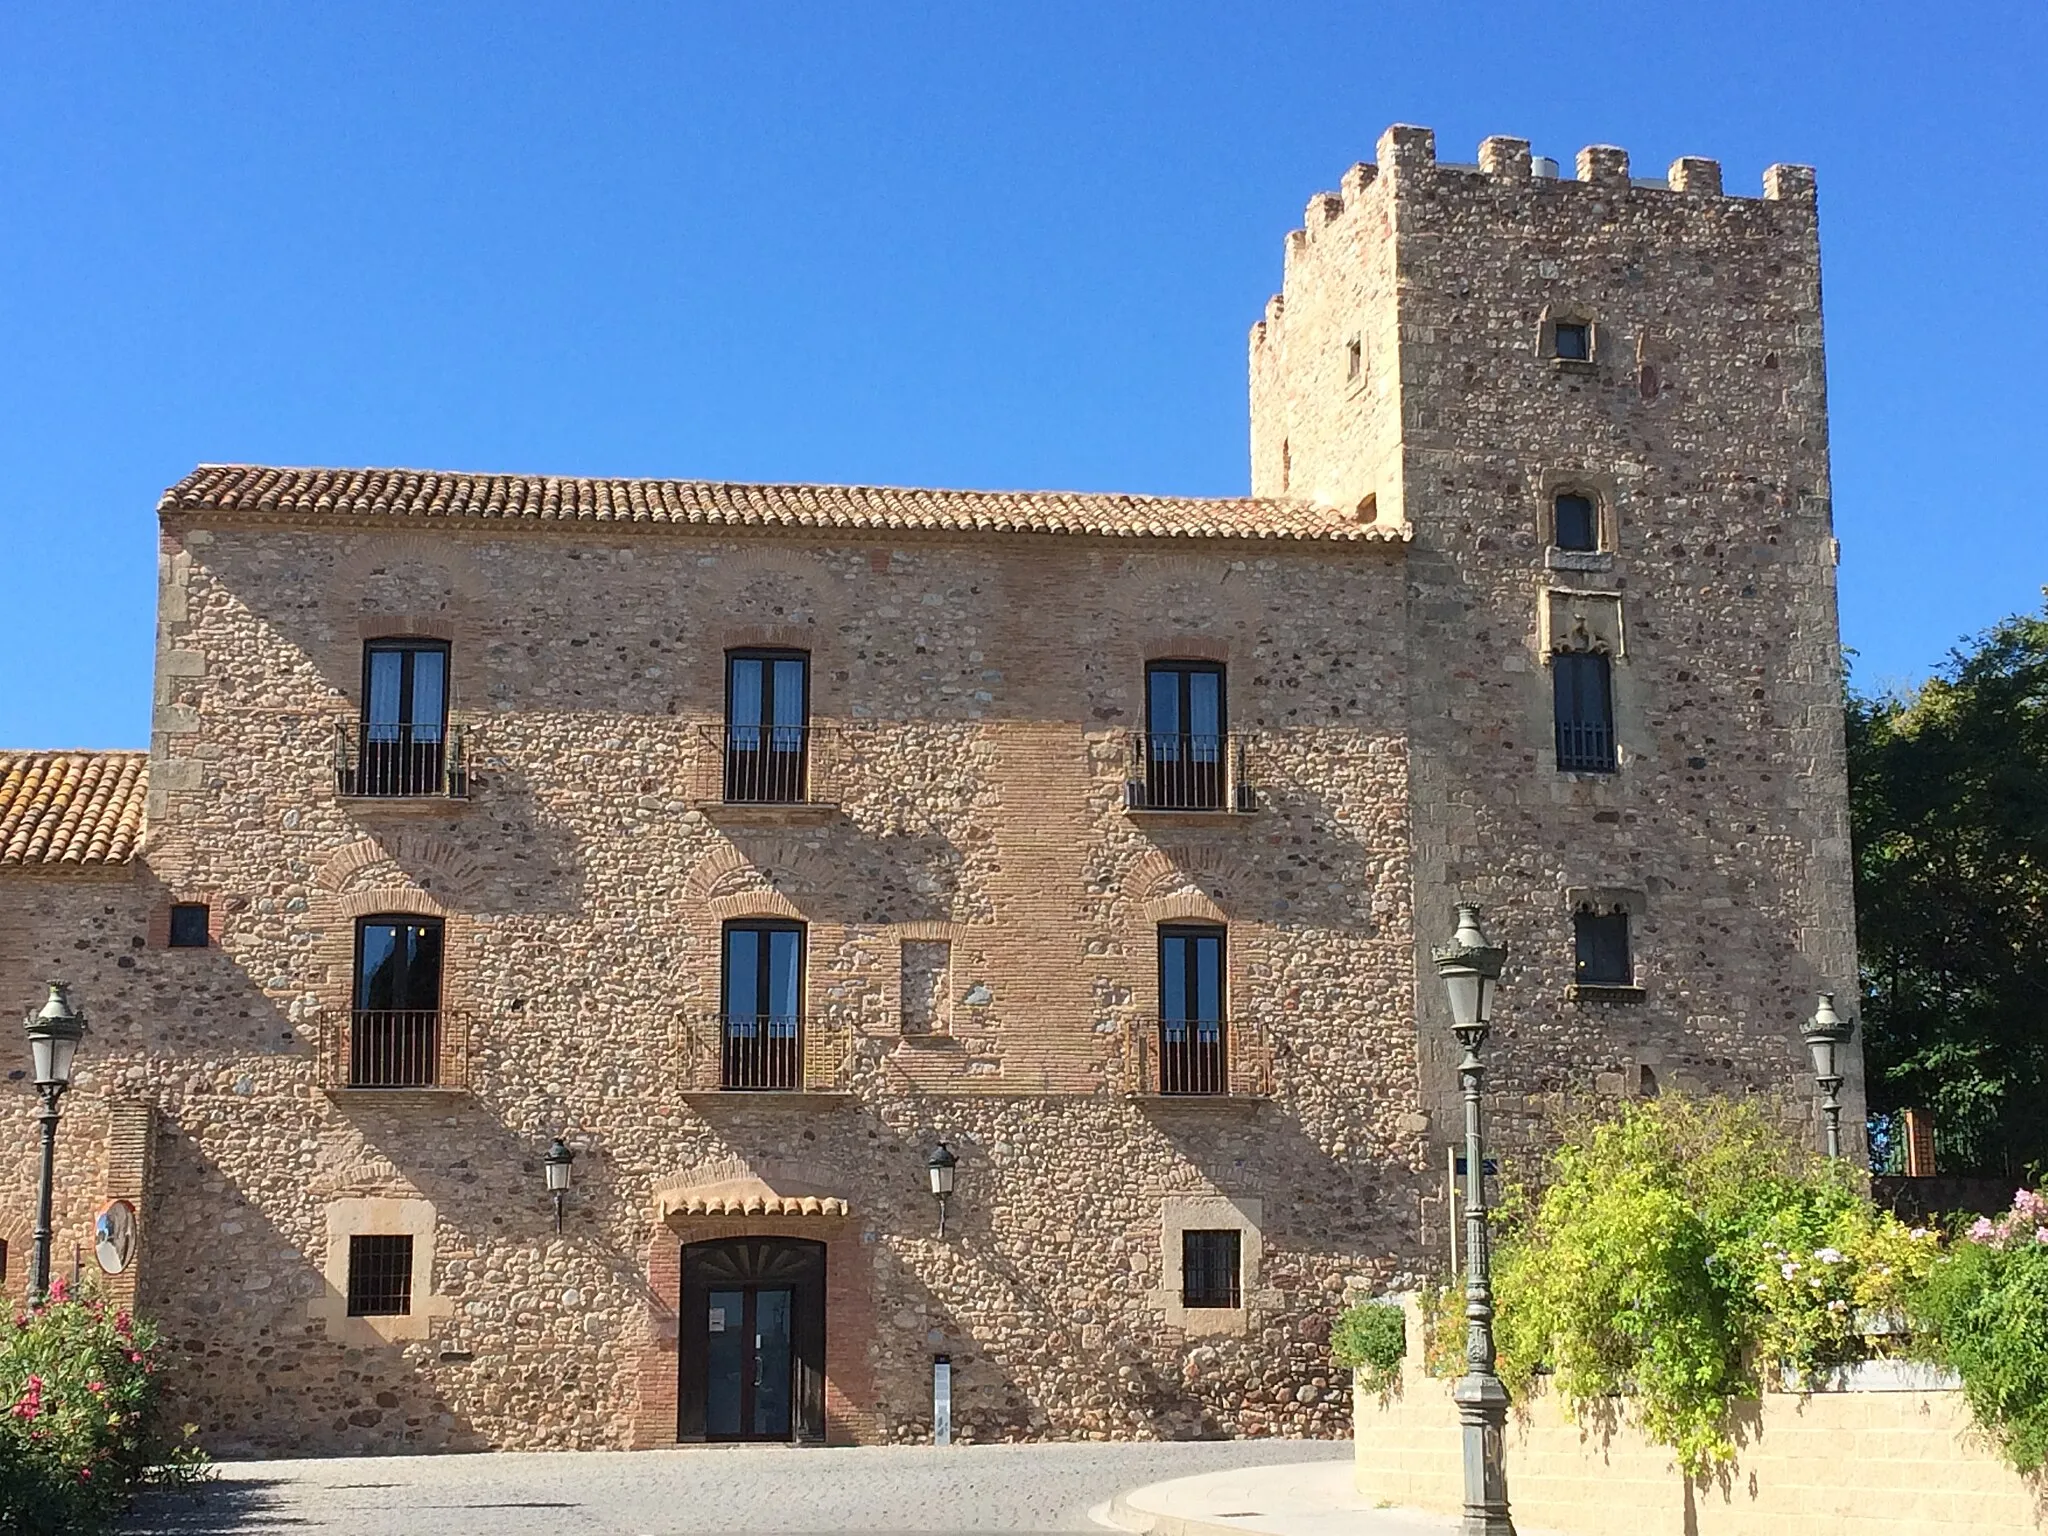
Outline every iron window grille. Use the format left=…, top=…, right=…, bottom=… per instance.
left=721, top=920, right=805, bottom=1089
left=346, top=1234, right=414, bottom=1316
left=168, top=903, right=210, bottom=948
left=1182, top=1229, right=1242, bottom=1308
left=1553, top=493, right=1598, bottom=552
left=351, top=916, right=445, bottom=1087
left=1575, top=907, right=1632, bottom=986
left=1553, top=651, right=1617, bottom=773
left=725, top=650, right=811, bottom=804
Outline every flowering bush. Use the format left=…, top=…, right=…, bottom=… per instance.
left=0, top=1280, right=207, bottom=1536
left=1916, top=1189, right=2048, bottom=1472
left=1743, top=1205, right=1940, bottom=1375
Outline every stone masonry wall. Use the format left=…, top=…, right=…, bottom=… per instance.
left=1252, top=125, right=1859, bottom=1163
left=89, top=516, right=1429, bottom=1452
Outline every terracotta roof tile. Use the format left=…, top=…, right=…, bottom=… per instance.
left=0, top=752, right=148, bottom=868
left=160, top=465, right=1407, bottom=546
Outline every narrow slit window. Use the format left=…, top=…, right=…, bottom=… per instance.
left=1553, top=493, right=1598, bottom=552
left=1346, top=337, right=1363, bottom=382
left=1182, top=1229, right=1242, bottom=1308
left=346, top=1234, right=414, bottom=1317
left=1574, top=907, right=1631, bottom=986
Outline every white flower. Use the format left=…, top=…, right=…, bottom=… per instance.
left=1781, top=1262, right=1799, bottom=1279
left=1814, top=1248, right=1845, bottom=1265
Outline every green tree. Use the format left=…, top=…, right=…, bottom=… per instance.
left=1847, top=595, right=2048, bottom=1176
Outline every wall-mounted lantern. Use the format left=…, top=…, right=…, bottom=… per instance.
left=926, top=1142, right=958, bottom=1239
left=1803, top=993, right=1855, bottom=1160
left=543, top=1138, right=575, bottom=1234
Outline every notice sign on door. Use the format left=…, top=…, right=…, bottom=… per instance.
left=933, top=1354, right=952, bottom=1446
left=709, top=1307, right=726, bottom=1333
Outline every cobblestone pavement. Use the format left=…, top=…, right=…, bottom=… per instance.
left=127, top=1438, right=1352, bottom=1536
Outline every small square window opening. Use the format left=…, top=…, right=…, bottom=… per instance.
left=1553, top=494, right=1598, bottom=552
left=1575, top=908, right=1631, bottom=986
left=1553, top=321, right=1591, bottom=361
left=167, top=903, right=210, bottom=948
left=346, top=1234, right=414, bottom=1317
left=1182, top=1229, right=1242, bottom=1308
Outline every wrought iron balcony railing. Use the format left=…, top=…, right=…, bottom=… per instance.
left=1554, top=718, right=1616, bottom=774
left=1123, top=1015, right=1274, bottom=1098
left=683, top=1012, right=851, bottom=1093
left=319, top=1007, right=473, bottom=1090
left=335, top=720, right=471, bottom=799
left=1124, top=731, right=1255, bottom=813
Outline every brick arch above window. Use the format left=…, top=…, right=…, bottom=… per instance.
left=1146, top=889, right=1228, bottom=926
left=703, top=889, right=805, bottom=924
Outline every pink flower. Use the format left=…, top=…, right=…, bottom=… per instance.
left=86, top=1380, right=105, bottom=1394
left=1970, top=1217, right=1996, bottom=1242
left=129, top=1351, right=143, bottom=1364
left=47, top=1277, right=69, bottom=1302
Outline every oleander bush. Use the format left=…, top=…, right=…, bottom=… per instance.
left=1488, top=1095, right=1935, bottom=1475
left=0, top=1279, right=208, bottom=1536
left=1332, top=1300, right=1407, bottom=1392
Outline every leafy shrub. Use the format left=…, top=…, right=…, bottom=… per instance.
left=0, top=1280, right=208, bottom=1536
left=1490, top=1095, right=1928, bottom=1475
left=1332, top=1301, right=1406, bottom=1392
left=1421, top=1283, right=1466, bottom=1378
left=1915, top=1190, right=2048, bottom=1472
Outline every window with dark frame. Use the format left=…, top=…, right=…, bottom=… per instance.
left=1158, top=924, right=1227, bottom=1095
left=0, top=1238, right=7, bottom=1284
left=1143, top=661, right=1227, bottom=810
left=350, top=916, right=445, bottom=1087
left=357, top=639, right=451, bottom=796
left=1553, top=492, right=1599, bottom=552
left=167, top=903, right=210, bottom=948
left=1553, top=651, right=1617, bottom=773
left=1182, top=1229, right=1242, bottom=1308
left=1346, top=337, right=1363, bottom=382
left=1574, top=906, right=1632, bottom=986
left=725, top=650, right=811, bottom=803
left=721, top=920, right=805, bottom=1089
left=345, top=1234, right=414, bottom=1316
left=1553, top=320, right=1591, bottom=361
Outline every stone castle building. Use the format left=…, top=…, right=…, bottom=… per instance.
left=0, top=125, right=1857, bottom=1454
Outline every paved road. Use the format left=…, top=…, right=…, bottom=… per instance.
left=127, top=1439, right=1352, bottom=1536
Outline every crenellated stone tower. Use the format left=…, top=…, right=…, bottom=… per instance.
left=1253, top=124, right=1859, bottom=1152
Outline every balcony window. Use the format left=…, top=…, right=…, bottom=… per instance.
left=1553, top=651, right=1617, bottom=773
left=1182, top=1229, right=1242, bottom=1308
left=726, top=650, right=810, bottom=804
left=350, top=640, right=454, bottom=797
left=1143, top=661, right=1226, bottom=810
left=722, top=920, right=804, bottom=1089
left=1159, top=924, right=1227, bottom=1095
left=352, top=916, right=444, bottom=1087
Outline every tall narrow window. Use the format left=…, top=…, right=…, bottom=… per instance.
left=358, top=640, right=450, bottom=796
left=1553, top=652, right=1617, bottom=773
left=1553, top=492, right=1598, bottom=552
left=346, top=1234, right=414, bottom=1317
left=725, top=651, right=810, bottom=803
left=1182, top=1229, right=1242, bottom=1308
left=722, top=921, right=804, bottom=1089
left=1144, top=661, right=1226, bottom=810
left=352, top=916, right=444, bottom=1087
left=1158, top=925, right=1227, bottom=1095
left=900, top=940, right=952, bottom=1037
left=1573, top=906, right=1631, bottom=986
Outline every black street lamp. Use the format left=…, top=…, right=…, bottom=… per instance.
left=1803, top=993, right=1855, bottom=1161
left=23, top=982, right=86, bottom=1304
left=543, top=1138, right=575, bottom=1234
left=1432, top=907, right=1515, bottom=1536
left=926, top=1142, right=958, bottom=1238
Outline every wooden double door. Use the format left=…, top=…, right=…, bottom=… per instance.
left=679, top=1237, right=826, bottom=1443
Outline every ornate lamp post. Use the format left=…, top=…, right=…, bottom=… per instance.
left=543, top=1138, right=575, bottom=1233
left=1432, top=907, right=1514, bottom=1536
left=23, top=983, right=87, bottom=1304
left=926, top=1142, right=958, bottom=1238
left=1803, top=993, right=1855, bottom=1160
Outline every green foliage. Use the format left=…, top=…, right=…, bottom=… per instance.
left=1421, top=1284, right=1465, bottom=1378
left=1332, top=1301, right=1406, bottom=1391
left=1916, top=1190, right=2048, bottom=1472
left=0, top=1280, right=208, bottom=1536
left=1492, top=1095, right=1924, bottom=1475
left=1848, top=596, right=2048, bottom=1175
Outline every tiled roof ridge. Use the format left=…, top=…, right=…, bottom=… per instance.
left=160, top=464, right=1407, bottom=545
left=0, top=750, right=149, bottom=868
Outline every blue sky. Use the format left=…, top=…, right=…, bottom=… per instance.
left=3, top=3, right=2042, bottom=748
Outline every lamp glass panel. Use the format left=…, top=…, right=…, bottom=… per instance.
left=1808, top=1035, right=1837, bottom=1080
left=1476, top=972, right=1497, bottom=1026
left=30, top=1036, right=56, bottom=1085
left=929, top=1165, right=955, bottom=1196
left=1442, top=969, right=1480, bottom=1027
left=545, top=1161, right=571, bottom=1192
